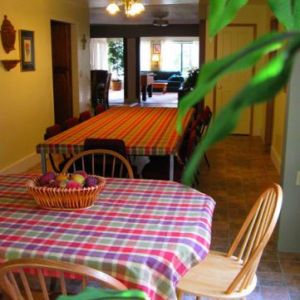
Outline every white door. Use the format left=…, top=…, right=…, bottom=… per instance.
left=216, top=25, right=255, bottom=134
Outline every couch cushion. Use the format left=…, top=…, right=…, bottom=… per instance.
left=155, top=80, right=169, bottom=84
left=168, top=74, right=184, bottom=82
left=154, top=71, right=181, bottom=80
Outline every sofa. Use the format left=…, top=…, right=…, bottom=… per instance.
left=152, top=71, right=185, bottom=92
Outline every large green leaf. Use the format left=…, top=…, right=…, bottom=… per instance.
left=268, top=0, right=300, bottom=30
left=209, top=0, right=249, bottom=37
left=182, top=42, right=299, bottom=185
left=177, top=32, right=298, bottom=134
left=58, top=287, right=149, bottom=300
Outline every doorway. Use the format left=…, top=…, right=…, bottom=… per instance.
left=51, top=20, right=73, bottom=125
left=214, top=25, right=256, bottom=134
left=90, top=38, right=125, bottom=106
left=139, top=37, right=199, bottom=107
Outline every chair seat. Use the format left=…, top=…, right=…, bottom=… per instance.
left=177, top=251, right=257, bottom=299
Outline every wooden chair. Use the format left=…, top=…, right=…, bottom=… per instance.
left=193, top=106, right=212, bottom=167
left=142, top=127, right=197, bottom=183
left=63, top=117, right=79, bottom=130
left=79, top=110, right=92, bottom=123
left=177, top=183, right=283, bottom=299
left=0, top=258, right=127, bottom=300
left=95, top=103, right=106, bottom=115
left=44, top=124, right=62, bottom=173
left=62, top=149, right=134, bottom=178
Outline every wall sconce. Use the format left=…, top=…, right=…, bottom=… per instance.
left=81, top=34, right=87, bottom=50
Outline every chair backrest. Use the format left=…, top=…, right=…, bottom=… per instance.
left=84, top=138, right=128, bottom=159
left=95, top=103, right=106, bottom=115
left=44, top=125, right=63, bottom=173
left=62, top=149, right=134, bottom=178
left=225, top=183, right=283, bottom=294
left=63, top=117, right=79, bottom=130
left=44, top=124, right=61, bottom=140
left=197, top=106, right=212, bottom=137
left=79, top=110, right=92, bottom=123
left=0, top=258, right=127, bottom=300
left=103, top=73, right=111, bottom=109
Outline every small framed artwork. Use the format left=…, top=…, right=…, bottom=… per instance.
left=20, top=30, right=35, bottom=71
left=153, top=43, right=161, bottom=54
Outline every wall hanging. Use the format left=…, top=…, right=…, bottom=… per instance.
left=20, top=30, right=35, bottom=71
left=1, top=15, right=16, bottom=53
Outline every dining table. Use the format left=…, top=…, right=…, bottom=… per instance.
left=0, top=173, right=215, bottom=300
left=36, top=106, right=193, bottom=180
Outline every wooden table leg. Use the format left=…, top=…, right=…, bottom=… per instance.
left=141, top=86, right=147, bottom=101
left=169, top=155, right=174, bottom=181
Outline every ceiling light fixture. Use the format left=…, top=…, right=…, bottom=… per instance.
left=106, top=0, right=145, bottom=17
left=153, top=18, right=169, bottom=27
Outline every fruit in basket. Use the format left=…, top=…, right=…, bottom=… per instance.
left=48, top=180, right=60, bottom=188
left=74, top=170, right=88, bottom=178
left=85, top=176, right=99, bottom=187
left=70, top=173, right=86, bottom=185
left=56, top=174, right=69, bottom=182
left=35, top=172, right=101, bottom=189
left=39, top=172, right=56, bottom=186
left=66, top=180, right=82, bottom=189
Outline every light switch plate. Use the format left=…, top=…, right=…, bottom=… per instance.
left=296, top=171, right=300, bottom=186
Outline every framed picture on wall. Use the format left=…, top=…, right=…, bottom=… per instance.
left=20, top=30, right=35, bottom=71
left=153, top=43, right=161, bottom=54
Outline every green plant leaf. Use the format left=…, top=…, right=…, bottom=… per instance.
left=268, top=0, right=300, bottom=30
left=177, top=32, right=298, bottom=134
left=209, top=0, right=249, bottom=37
left=182, top=36, right=300, bottom=185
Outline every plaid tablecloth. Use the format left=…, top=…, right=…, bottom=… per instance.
left=0, top=174, right=215, bottom=300
left=36, top=107, right=193, bottom=156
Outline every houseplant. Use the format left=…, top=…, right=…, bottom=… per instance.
left=178, top=67, right=200, bottom=99
left=178, top=0, right=300, bottom=185
left=108, top=40, right=124, bottom=91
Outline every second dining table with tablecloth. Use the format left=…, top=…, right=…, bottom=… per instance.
left=37, top=107, right=193, bottom=179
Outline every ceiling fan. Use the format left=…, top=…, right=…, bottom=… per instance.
left=152, top=11, right=169, bottom=27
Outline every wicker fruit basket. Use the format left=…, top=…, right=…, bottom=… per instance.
left=27, top=176, right=105, bottom=210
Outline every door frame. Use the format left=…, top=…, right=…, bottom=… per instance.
left=50, top=20, right=73, bottom=124
left=213, top=23, right=257, bottom=135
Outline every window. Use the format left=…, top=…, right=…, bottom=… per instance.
left=161, top=39, right=199, bottom=77
left=140, top=40, right=151, bottom=71
left=90, top=38, right=108, bottom=70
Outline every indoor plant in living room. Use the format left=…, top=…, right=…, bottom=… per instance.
left=108, top=40, right=124, bottom=91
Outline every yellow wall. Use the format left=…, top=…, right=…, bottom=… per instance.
left=0, top=0, right=90, bottom=171
left=203, top=2, right=287, bottom=172
left=204, top=3, right=271, bottom=138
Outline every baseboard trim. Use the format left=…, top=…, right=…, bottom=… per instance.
left=0, top=153, right=40, bottom=174
left=271, top=145, right=281, bottom=174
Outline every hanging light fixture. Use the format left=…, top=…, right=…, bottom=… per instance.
left=106, top=0, right=145, bottom=17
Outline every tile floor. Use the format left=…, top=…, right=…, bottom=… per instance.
left=193, top=135, right=300, bottom=300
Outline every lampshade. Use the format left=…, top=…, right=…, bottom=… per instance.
left=106, top=0, right=145, bottom=17
left=152, top=54, right=160, bottom=62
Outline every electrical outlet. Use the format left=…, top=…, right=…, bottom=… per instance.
left=296, top=171, right=300, bottom=186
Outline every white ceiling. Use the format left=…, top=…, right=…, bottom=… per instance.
left=89, top=0, right=201, bottom=24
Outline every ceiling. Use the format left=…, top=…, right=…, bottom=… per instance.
left=89, top=0, right=202, bottom=25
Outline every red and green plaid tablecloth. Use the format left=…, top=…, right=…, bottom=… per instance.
left=0, top=174, right=215, bottom=300
left=36, top=107, right=193, bottom=156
